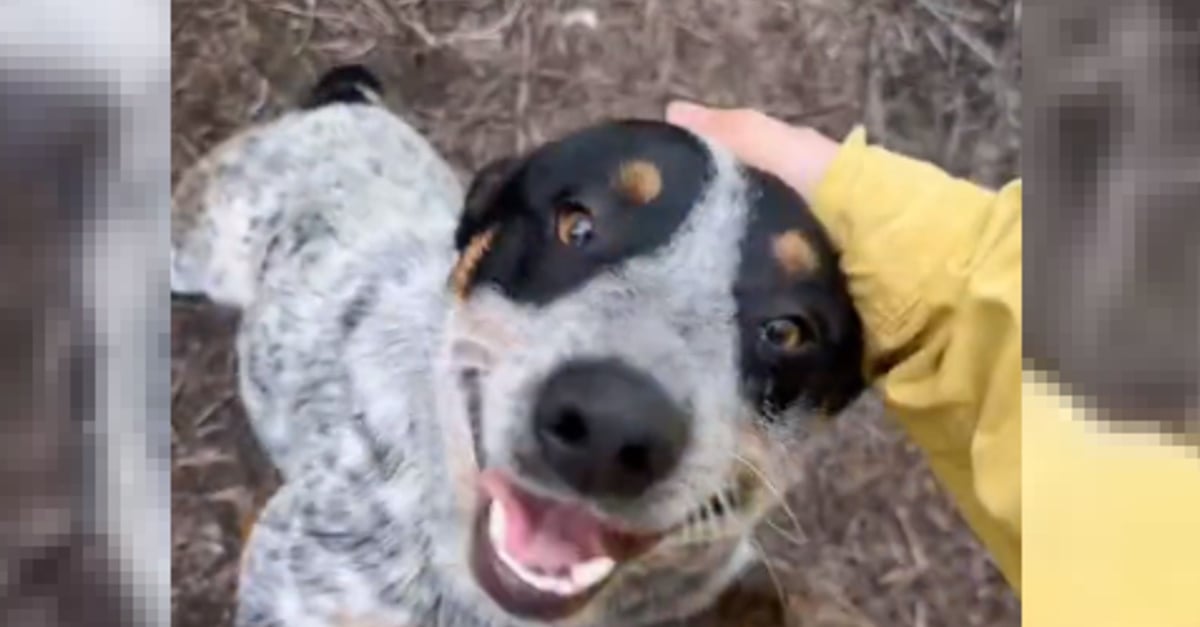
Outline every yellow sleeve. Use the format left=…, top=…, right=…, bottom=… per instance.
left=1024, top=375, right=1200, bottom=626
left=812, top=127, right=1022, bottom=590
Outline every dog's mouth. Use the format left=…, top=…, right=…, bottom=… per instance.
left=461, top=364, right=649, bottom=619
left=453, top=347, right=760, bottom=620
left=468, top=469, right=759, bottom=621
left=470, top=470, right=664, bottom=620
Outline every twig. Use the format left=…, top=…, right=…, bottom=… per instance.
left=514, top=11, right=532, bottom=152
left=924, top=25, right=949, bottom=62
left=171, top=371, right=187, bottom=406
left=893, top=506, right=929, bottom=569
left=194, top=392, right=236, bottom=429
left=247, top=75, right=272, bottom=120
left=667, top=14, right=720, bottom=46
left=917, top=601, right=930, bottom=627
left=914, top=0, right=1000, bottom=68
left=292, top=0, right=319, bottom=56
left=863, top=17, right=890, bottom=141
left=310, top=37, right=379, bottom=60
left=175, top=133, right=201, bottom=165
left=261, top=2, right=360, bottom=27
left=394, top=0, right=526, bottom=49
left=911, top=0, right=992, bottom=23
left=359, top=0, right=421, bottom=34
left=791, top=100, right=854, bottom=124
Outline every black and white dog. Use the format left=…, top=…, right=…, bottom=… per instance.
left=171, top=66, right=865, bottom=626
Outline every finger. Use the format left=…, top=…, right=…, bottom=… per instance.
left=666, top=102, right=784, bottom=173
left=666, top=101, right=834, bottom=200
left=664, top=101, right=714, bottom=129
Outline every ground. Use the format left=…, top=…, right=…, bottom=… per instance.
left=170, top=0, right=1021, bottom=625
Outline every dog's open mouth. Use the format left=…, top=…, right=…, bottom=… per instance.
left=468, top=468, right=758, bottom=621
left=454, top=353, right=758, bottom=620
left=470, top=469, right=663, bottom=620
left=458, top=361, right=657, bottom=620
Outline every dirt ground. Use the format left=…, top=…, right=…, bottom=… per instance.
left=170, top=0, right=1021, bottom=625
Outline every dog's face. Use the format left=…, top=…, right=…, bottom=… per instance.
left=437, top=120, right=864, bottom=624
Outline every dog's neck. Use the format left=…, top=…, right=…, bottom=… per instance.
left=338, top=235, right=501, bottom=589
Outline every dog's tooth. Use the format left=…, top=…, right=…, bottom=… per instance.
left=495, top=542, right=579, bottom=596
left=570, top=557, right=615, bottom=589
left=498, top=548, right=546, bottom=591
left=490, top=502, right=611, bottom=597
left=496, top=545, right=522, bottom=578
left=488, top=501, right=506, bottom=549
left=552, top=574, right=580, bottom=596
left=538, top=570, right=576, bottom=596
left=526, top=570, right=556, bottom=593
left=529, top=573, right=557, bottom=593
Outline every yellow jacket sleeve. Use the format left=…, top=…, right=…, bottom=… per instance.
left=812, top=127, right=1022, bottom=590
left=1024, top=374, right=1200, bottom=626
left=813, top=127, right=1200, bottom=626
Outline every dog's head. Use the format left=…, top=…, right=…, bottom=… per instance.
left=436, top=120, right=864, bottom=624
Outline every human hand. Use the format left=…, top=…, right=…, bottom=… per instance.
left=664, top=102, right=841, bottom=203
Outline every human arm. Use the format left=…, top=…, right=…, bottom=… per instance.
left=667, top=103, right=1022, bottom=590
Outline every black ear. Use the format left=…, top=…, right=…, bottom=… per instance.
left=455, top=156, right=520, bottom=250
left=303, top=64, right=384, bottom=109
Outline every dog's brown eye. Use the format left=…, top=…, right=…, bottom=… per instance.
left=760, top=317, right=815, bottom=352
left=556, top=206, right=595, bottom=247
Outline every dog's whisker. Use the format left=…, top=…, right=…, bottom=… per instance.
left=719, top=487, right=737, bottom=516
left=762, top=517, right=807, bottom=548
left=733, top=452, right=808, bottom=546
left=749, top=537, right=789, bottom=611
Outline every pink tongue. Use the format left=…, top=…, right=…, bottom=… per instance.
left=480, top=470, right=609, bottom=572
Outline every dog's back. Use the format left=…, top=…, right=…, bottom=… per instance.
left=171, top=68, right=462, bottom=477
left=172, top=69, right=460, bottom=308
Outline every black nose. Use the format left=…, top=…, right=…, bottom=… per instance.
left=533, top=358, right=690, bottom=500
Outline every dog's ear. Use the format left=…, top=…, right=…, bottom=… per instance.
left=456, top=156, right=519, bottom=250
left=303, top=64, right=383, bottom=109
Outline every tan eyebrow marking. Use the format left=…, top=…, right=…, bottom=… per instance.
left=449, top=228, right=497, bottom=299
left=772, top=230, right=820, bottom=277
left=615, top=159, right=663, bottom=205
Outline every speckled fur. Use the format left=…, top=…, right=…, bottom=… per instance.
left=172, top=95, right=836, bottom=626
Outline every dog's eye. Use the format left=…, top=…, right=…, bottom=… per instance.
left=556, top=205, right=595, bottom=247
left=760, top=316, right=816, bottom=352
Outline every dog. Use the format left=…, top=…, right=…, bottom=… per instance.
left=171, top=65, right=866, bottom=627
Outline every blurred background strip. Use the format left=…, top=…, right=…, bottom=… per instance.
left=0, top=1, right=170, bottom=626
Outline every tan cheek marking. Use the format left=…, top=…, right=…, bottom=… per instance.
left=615, top=159, right=663, bottom=205
left=448, top=228, right=496, bottom=299
left=236, top=486, right=276, bottom=576
left=772, top=230, right=820, bottom=277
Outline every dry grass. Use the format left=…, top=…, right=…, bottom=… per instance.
left=170, top=0, right=1021, bottom=625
